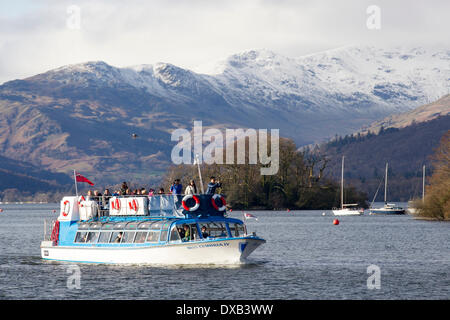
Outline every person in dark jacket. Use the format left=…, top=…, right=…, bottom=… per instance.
left=206, top=177, right=221, bottom=194
left=120, top=182, right=128, bottom=195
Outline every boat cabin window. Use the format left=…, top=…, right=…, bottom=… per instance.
left=159, top=221, right=171, bottom=242
left=199, top=222, right=227, bottom=239
left=169, top=225, right=182, bottom=242
left=75, top=231, right=88, bottom=243
left=110, top=232, right=124, bottom=243
left=98, top=231, right=112, bottom=243
left=86, top=231, right=99, bottom=243
left=134, top=231, right=148, bottom=243
left=122, top=231, right=136, bottom=243
left=146, top=230, right=160, bottom=243
left=228, top=223, right=246, bottom=237
left=177, top=223, right=198, bottom=242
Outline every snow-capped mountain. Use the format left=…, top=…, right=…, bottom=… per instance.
left=205, top=46, right=450, bottom=114
left=0, top=45, right=448, bottom=182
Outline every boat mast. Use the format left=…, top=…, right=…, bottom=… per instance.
left=195, top=154, right=205, bottom=194
left=341, top=156, right=344, bottom=209
left=422, top=165, right=426, bottom=202
left=384, top=163, right=388, bottom=204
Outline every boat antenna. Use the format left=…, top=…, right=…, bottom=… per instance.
left=195, top=154, right=205, bottom=194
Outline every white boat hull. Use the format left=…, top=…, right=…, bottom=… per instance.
left=332, top=208, right=363, bottom=216
left=41, top=238, right=265, bottom=265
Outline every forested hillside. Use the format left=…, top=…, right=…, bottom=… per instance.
left=318, top=115, right=450, bottom=201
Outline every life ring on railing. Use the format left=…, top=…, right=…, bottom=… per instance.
left=211, top=194, right=226, bottom=211
left=128, top=199, right=139, bottom=213
left=78, top=195, right=86, bottom=208
left=62, top=200, right=70, bottom=217
left=182, top=195, right=200, bottom=211
left=50, top=220, right=60, bottom=245
left=111, top=198, right=121, bottom=211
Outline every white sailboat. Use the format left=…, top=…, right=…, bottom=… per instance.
left=332, top=156, right=364, bottom=216
left=369, top=163, right=405, bottom=215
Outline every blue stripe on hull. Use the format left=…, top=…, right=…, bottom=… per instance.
left=369, top=210, right=405, bottom=215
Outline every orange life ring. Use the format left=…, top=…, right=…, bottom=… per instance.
left=211, top=194, right=226, bottom=211
left=182, top=195, right=200, bottom=211
left=62, top=200, right=70, bottom=217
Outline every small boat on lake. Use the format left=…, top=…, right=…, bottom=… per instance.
left=332, top=156, right=364, bottom=216
left=369, top=163, right=405, bottom=215
left=41, top=193, right=265, bottom=265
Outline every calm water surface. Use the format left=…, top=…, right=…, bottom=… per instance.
left=0, top=203, right=448, bottom=299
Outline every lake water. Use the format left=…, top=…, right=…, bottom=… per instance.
left=0, top=203, right=448, bottom=300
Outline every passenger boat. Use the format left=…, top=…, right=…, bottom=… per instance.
left=41, top=194, right=266, bottom=264
left=369, top=163, right=405, bottom=215
left=332, top=156, right=364, bottom=216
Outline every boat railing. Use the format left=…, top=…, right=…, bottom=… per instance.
left=75, top=194, right=227, bottom=220
left=43, top=218, right=57, bottom=241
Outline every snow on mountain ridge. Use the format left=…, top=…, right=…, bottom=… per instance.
left=18, top=46, right=450, bottom=115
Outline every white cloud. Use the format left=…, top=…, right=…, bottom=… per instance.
left=0, top=0, right=449, bottom=83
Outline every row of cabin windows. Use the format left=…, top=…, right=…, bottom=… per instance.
left=74, top=222, right=246, bottom=244
left=74, top=230, right=165, bottom=244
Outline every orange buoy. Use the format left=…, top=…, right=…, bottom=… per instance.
left=287, top=209, right=290, bottom=212
left=230, top=209, right=232, bottom=212
left=0, top=208, right=3, bottom=213
left=52, top=209, right=56, bottom=213
left=333, top=219, right=339, bottom=225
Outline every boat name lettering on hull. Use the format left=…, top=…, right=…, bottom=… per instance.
left=186, top=242, right=231, bottom=249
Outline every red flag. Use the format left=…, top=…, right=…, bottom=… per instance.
left=75, top=172, right=94, bottom=186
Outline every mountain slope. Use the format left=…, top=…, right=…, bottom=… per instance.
left=318, top=94, right=450, bottom=201
left=0, top=154, right=72, bottom=194
left=0, top=45, right=449, bottom=186
left=359, top=94, right=450, bottom=134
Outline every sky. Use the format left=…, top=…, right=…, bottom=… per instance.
left=0, top=0, right=449, bottom=84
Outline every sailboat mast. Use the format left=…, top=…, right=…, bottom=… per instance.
left=384, top=163, right=388, bottom=204
left=422, top=165, right=426, bottom=202
left=341, top=156, right=344, bottom=209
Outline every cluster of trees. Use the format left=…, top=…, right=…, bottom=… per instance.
left=413, top=131, right=450, bottom=220
left=163, top=138, right=367, bottom=210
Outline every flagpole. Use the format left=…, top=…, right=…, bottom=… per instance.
left=195, top=154, right=205, bottom=194
left=73, top=169, right=78, bottom=198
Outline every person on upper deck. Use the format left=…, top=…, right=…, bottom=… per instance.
left=93, top=190, right=102, bottom=217
left=86, top=190, right=94, bottom=201
left=206, top=177, right=221, bottom=195
left=120, top=182, right=128, bottom=195
left=185, top=180, right=197, bottom=195
left=102, top=189, right=112, bottom=212
left=170, top=179, right=183, bottom=195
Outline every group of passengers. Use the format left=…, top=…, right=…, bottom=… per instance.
left=82, top=177, right=222, bottom=217
left=84, top=177, right=222, bottom=203
left=177, top=224, right=210, bottom=242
